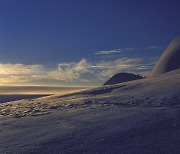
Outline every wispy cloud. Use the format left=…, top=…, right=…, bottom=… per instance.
left=94, top=46, right=162, bottom=56
left=0, top=63, right=46, bottom=85
left=94, top=48, right=134, bottom=55
left=48, top=59, right=91, bottom=81
left=0, top=63, right=44, bottom=75
left=95, top=58, right=153, bottom=79
left=0, top=76, right=29, bottom=84
left=49, top=57, right=155, bottom=82
left=143, top=46, right=162, bottom=50
left=0, top=57, right=156, bottom=85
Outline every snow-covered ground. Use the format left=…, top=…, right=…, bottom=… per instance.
left=0, top=69, right=180, bottom=153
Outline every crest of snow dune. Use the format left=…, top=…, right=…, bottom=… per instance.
left=150, top=37, right=180, bottom=77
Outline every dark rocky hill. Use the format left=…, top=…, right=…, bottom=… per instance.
left=104, top=73, right=143, bottom=85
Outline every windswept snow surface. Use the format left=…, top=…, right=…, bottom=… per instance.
left=0, top=69, right=180, bottom=153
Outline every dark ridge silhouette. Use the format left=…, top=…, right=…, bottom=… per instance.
left=150, top=37, right=180, bottom=77
left=103, top=73, right=143, bottom=85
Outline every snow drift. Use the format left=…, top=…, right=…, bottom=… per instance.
left=150, top=37, right=180, bottom=77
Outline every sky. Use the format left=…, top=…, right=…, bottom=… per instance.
left=0, top=0, right=180, bottom=86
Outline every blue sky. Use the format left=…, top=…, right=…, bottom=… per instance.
left=0, top=0, right=180, bottom=86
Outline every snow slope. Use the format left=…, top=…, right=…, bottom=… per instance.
left=0, top=69, right=179, bottom=118
left=0, top=69, right=180, bottom=153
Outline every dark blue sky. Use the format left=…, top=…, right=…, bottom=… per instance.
left=0, top=0, right=180, bottom=86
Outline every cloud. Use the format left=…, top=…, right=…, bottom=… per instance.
left=58, top=58, right=90, bottom=73
left=94, top=46, right=162, bottom=56
left=143, top=46, right=162, bottom=50
left=0, top=63, right=44, bottom=75
left=95, top=58, right=148, bottom=79
left=0, top=57, right=156, bottom=85
left=0, top=76, right=29, bottom=84
left=49, top=57, right=155, bottom=82
left=94, top=48, right=134, bottom=55
left=48, top=59, right=91, bottom=82
left=0, top=63, right=46, bottom=85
